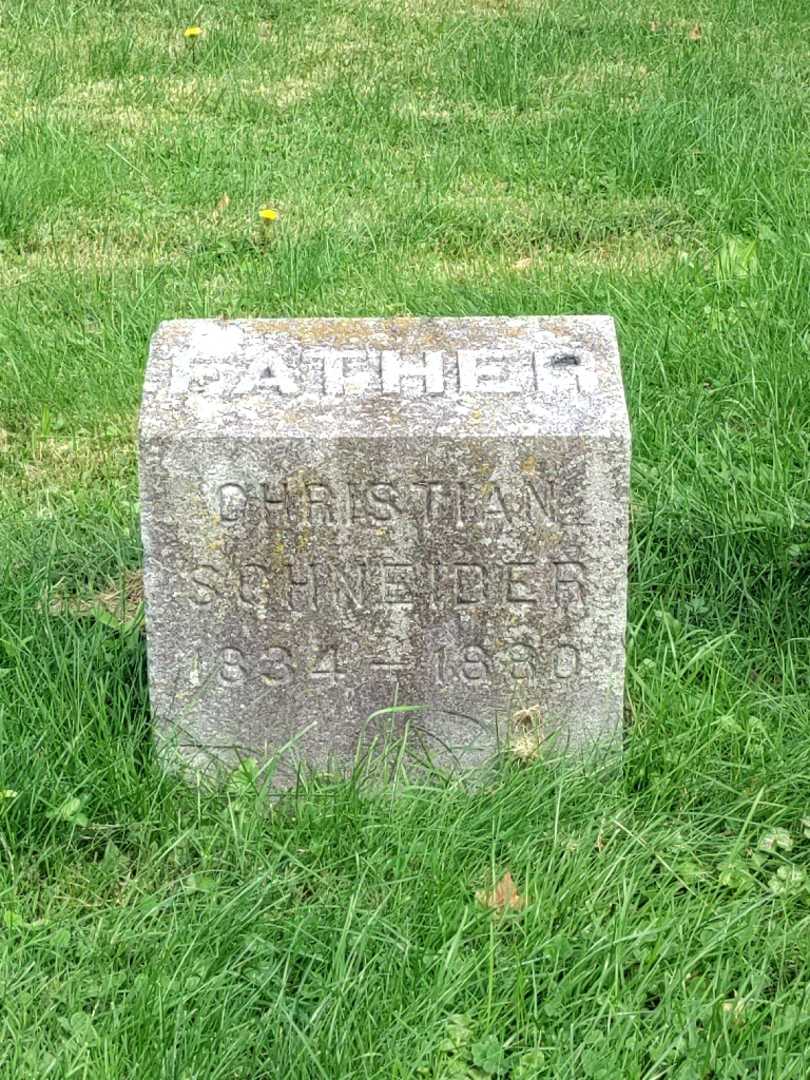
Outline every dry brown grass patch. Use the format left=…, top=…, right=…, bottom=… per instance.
left=523, top=236, right=681, bottom=274
left=368, top=0, right=535, bottom=14
left=48, top=568, right=144, bottom=626
left=13, top=427, right=136, bottom=497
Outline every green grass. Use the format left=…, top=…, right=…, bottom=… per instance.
left=1, top=0, right=809, bottom=1075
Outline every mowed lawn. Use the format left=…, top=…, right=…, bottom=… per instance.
left=1, top=0, right=809, bottom=1075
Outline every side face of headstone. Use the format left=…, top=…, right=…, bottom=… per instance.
left=139, top=317, right=630, bottom=780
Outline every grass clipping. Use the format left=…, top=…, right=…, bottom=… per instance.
left=507, top=705, right=546, bottom=763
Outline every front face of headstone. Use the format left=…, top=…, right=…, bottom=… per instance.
left=140, top=317, right=629, bottom=779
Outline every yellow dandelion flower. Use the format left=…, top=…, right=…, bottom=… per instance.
left=184, top=25, right=203, bottom=39
left=259, top=207, right=279, bottom=222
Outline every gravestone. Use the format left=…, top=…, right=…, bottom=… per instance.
left=139, top=317, right=630, bottom=780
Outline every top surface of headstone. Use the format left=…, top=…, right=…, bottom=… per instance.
left=141, top=316, right=628, bottom=439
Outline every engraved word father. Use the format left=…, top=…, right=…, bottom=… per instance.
left=169, top=344, right=587, bottom=398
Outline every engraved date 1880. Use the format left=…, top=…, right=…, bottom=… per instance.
left=432, top=641, right=580, bottom=685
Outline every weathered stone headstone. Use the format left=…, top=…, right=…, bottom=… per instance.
left=139, top=317, right=629, bottom=780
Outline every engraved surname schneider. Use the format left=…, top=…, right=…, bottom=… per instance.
left=187, top=557, right=589, bottom=616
